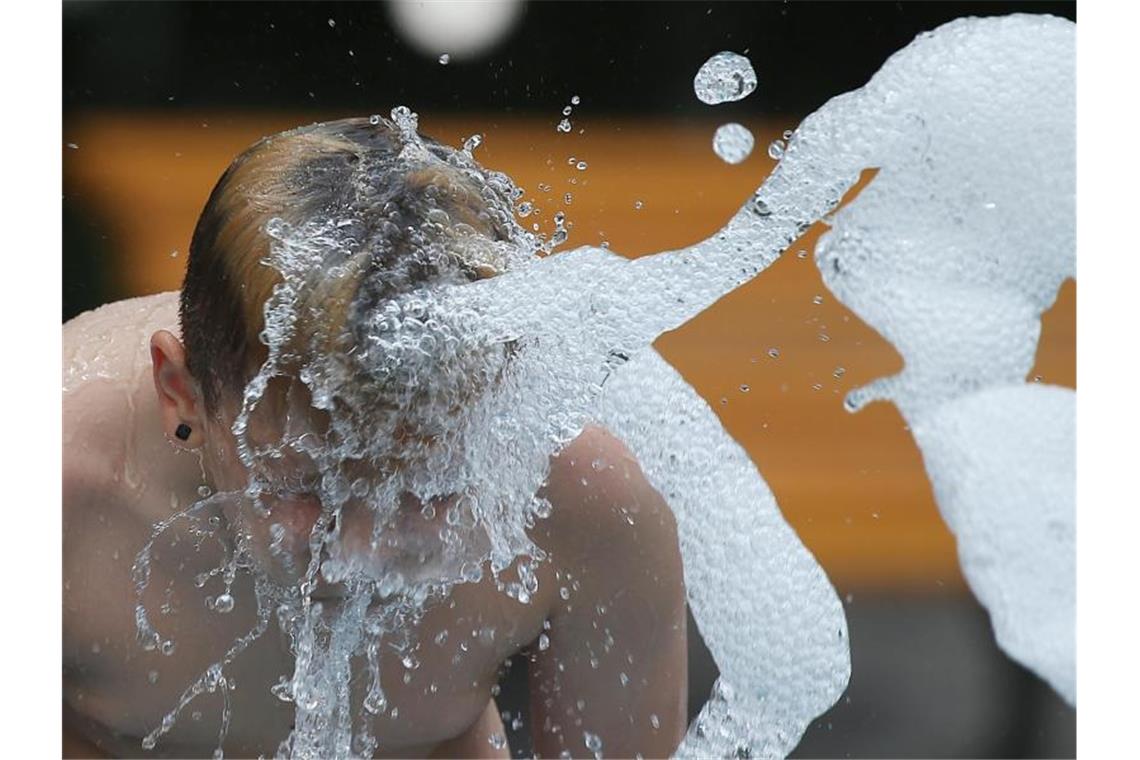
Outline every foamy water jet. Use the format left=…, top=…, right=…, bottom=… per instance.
left=134, top=13, right=1074, bottom=758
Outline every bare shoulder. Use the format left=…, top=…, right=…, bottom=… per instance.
left=540, top=424, right=682, bottom=586
left=64, top=291, right=180, bottom=393
left=63, top=292, right=179, bottom=503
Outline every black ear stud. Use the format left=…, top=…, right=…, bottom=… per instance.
left=175, top=423, right=192, bottom=441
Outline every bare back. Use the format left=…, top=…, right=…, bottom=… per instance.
left=63, top=293, right=687, bottom=758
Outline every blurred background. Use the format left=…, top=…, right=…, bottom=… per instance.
left=63, top=1, right=1076, bottom=757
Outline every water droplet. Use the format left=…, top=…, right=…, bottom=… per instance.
left=812, top=294, right=824, bottom=305
left=694, top=51, right=758, bottom=104
left=438, top=53, right=451, bottom=65
left=214, top=593, right=234, bottom=614
left=576, top=161, right=588, bottom=171
left=650, top=713, right=660, bottom=729
left=634, top=200, right=644, bottom=210
left=563, top=105, right=573, bottom=116
left=767, top=347, right=780, bottom=359
left=488, top=733, right=507, bottom=750
left=797, top=249, right=808, bottom=259
left=739, top=384, right=750, bottom=392
left=538, top=633, right=550, bottom=651
left=557, top=118, right=572, bottom=133
left=833, top=367, right=846, bottom=378
left=197, top=485, right=211, bottom=498
left=369, top=114, right=381, bottom=125
left=584, top=731, right=603, bottom=754
left=327, top=18, right=335, bottom=28
left=559, top=586, right=571, bottom=600
left=160, top=640, right=176, bottom=656
left=768, top=139, right=786, bottom=160
left=713, top=123, right=755, bottom=164
left=564, top=193, right=573, bottom=205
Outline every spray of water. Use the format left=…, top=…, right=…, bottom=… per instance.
left=132, top=13, right=1074, bottom=758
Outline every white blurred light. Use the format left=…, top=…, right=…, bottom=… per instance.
left=389, top=0, right=523, bottom=61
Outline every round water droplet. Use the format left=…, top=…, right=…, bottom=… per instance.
left=369, top=114, right=381, bottom=126
left=694, top=51, right=758, bottom=104
left=517, top=201, right=533, bottom=217
left=559, top=586, right=571, bottom=600
left=576, top=161, right=588, bottom=171
left=713, top=123, right=754, bottom=164
left=767, top=139, right=786, bottom=160
left=197, top=485, right=211, bottom=498
left=571, top=95, right=581, bottom=105
left=563, top=105, right=573, bottom=116
left=213, top=593, right=234, bottom=614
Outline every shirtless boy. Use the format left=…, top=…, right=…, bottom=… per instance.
left=63, top=116, right=687, bottom=758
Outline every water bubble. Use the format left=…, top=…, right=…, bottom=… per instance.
left=576, top=161, right=588, bottom=171
left=812, top=294, right=824, bottom=305
left=713, top=123, right=755, bottom=164
left=463, top=133, right=483, bottom=152
left=583, top=731, right=603, bottom=754
left=369, top=114, right=381, bottom=125
left=488, top=733, right=507, bottom=750
left=197, top=485, right=211, bottom=498
left=739, top=384, right=750, bottom=393
left=213, top=593, right=234, bottom=614
left=160, top=640, right=176, bottom=656
left=327, top=18, right=335, bottom=28
left=564, top=193, right=573, bottom=205
left=538, top=633, right=550, bottom=651
left=619, top=672, right=629, bottom=686
left=559, top=586, right=571, bottom=600
left=438, top=53, right=451, bottom=65
left=557, top=118, right=572, bottom=133
left=571, top=94, right=581, bottom=105
left=833, top=367, right=847, bottom=378
left=694, top=51, right=758, bottom=104
left=767, top=347, right=780, bottom=359
left=563, top=106, right=573, bottom=116
left=768, top=139, right=786, bottom=160
left=517, top=201, right=534, bottom=218
left=797, top=249, right=808, bottom=259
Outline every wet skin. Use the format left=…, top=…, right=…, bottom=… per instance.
left=64, top=292, right=687, bottom=758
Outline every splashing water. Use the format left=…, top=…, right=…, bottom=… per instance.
left=713, top=123, right=755, bottom=164
left=133, top=13, right=1074, bottom=759
left=694, top=51, right=758, bottom=105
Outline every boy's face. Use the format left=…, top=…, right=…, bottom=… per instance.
left=199, top=379, right=463, bottom=597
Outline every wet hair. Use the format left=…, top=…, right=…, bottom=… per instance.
left=179, top=116, right=514, bottom=414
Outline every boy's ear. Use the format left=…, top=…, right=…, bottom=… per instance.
left=150, top=330, right=207, bottom=449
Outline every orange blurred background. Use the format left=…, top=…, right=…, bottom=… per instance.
left=63, top=111, right=1076, bottom=595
